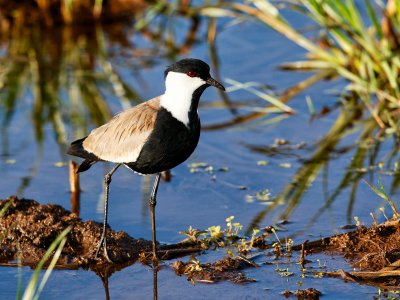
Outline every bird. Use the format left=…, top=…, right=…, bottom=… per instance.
left=67, top=58, right=225, bottom=262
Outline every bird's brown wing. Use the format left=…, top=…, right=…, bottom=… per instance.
left=82, top=97, right=160, bottom=163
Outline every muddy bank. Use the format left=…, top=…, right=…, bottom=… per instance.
left=0, top=196, right=152, bottom=268
left=297, top=219, right=400, bottom=271
left=328, top=220, right=400, bottom=271
left=296, top=218, right=400, bottom=286
left=172, top=256, right=257, bottom=284
left=3, top=196, right=400, bottom=288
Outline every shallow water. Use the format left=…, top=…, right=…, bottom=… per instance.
left=0, top=6, right=399, bottom=300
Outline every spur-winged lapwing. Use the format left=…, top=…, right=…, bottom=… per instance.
left=68, top=58, right=225, bottom=262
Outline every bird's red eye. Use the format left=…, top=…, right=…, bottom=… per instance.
left=187, top=71, right=198, bottom=77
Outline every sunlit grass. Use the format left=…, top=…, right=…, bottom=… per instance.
left=364, top=180, right=400, bottom=218
left=21, top=226, right=71, bottom=300
left=209, top=0, right=400, bottom=131
left=224, top=78, right=294, bottom=113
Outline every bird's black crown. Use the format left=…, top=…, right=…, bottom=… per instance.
left=164, top=58, right=211, bottom=80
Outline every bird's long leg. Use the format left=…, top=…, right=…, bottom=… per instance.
left=149, top=173, right=161, bottom=259
left=95, top=163, right=121, bottom=262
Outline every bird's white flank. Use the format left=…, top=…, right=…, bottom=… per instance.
left=160, top=71, right=206, bottom=127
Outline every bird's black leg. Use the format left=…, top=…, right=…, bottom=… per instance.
left=95, top=163, right=121, bottom=263
left=149, top=173, right=161, bottom=259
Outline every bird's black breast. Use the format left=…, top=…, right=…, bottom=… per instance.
left=125, top=107, right=200, bottom=174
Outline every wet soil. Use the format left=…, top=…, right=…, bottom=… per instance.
left=302, top=219, right=400, bottom=270
left=172, top=256, right=257, bottom=284
left=296, top=218, right=400, bottom=286
left=0, top=196, right=152, bottom=268
left=2, top=196, right=400, bottom=288
left=282, top=288, right=321, bottom=300
left=328, top=220, right=400, bottom=271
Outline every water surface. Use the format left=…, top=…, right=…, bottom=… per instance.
left=0, top=6, right=398, bottom=300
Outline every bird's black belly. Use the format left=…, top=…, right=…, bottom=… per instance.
left=125, top=108, right=200, bottom=174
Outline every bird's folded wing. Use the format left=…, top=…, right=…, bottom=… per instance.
left=82, top=97, right=160, bottom=163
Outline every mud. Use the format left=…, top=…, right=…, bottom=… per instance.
left=172, top=256, right=257, bottom=284
left=294, top=218, right=400, bottom=286
left=3, top=196, right=400, bottom=288
left=282, top=288, right=321, bottom=300
left=0, top=196, right=152, bottom=268
left=328, top=220, right=400, bottom=271
left=301, top=219, right=400, bottom=271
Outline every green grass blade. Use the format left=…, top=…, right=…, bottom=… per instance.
left=16, top=247, right=23, bottom=300
left=364, top=180, right=388, bottom=200
left=364, top=0, right=383, bottom=38
left=224, top=78, right=294, bottom=113
left=0, top=198, right=14, bottom=217
left=22, top=226, right=71, bottom=300
left=33, top=237, right=67, bottom=300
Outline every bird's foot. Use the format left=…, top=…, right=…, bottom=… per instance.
left=95, top=235, right=114, bottom=263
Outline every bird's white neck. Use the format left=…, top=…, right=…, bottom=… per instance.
left=160, top=71, right=206, bottom=127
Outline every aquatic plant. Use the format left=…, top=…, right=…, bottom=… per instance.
left=212, top=0, right=400, bottom=130
left=179, top=216, right=284, bottom=256
left=364, top=180, right=400, bottom=218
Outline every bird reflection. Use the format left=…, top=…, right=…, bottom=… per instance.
left=93, top=259, right=159, bottom=300
left=152, top=259, right=159, bottom=300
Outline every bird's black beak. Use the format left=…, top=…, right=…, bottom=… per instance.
left=206, top=77, right=225, bottom=91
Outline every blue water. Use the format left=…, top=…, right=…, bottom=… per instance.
left=0, top=8, right=396, bottom=300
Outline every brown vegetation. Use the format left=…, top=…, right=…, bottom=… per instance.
left=0, top=0, right=148, bottom=27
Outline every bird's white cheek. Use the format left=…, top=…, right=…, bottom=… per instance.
left=165, top=72, right=205, bottom=94
left=161, top=72, right=205, bottom=126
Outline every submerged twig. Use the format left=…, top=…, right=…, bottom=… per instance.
left=69, top=160, right=80, bottom=215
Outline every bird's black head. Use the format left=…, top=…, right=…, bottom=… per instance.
left=165, top=58, right=225, bottom=91
left=161, top=58, right=225, bottom=127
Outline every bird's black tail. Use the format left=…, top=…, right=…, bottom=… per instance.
left=67, top=137, right=99, bottom=173
left=76, top=159, right=97, bottom=173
